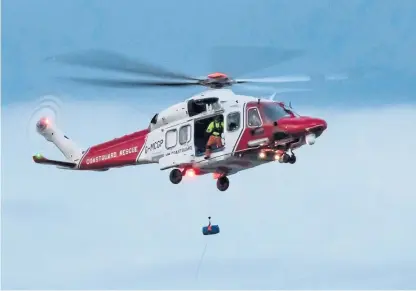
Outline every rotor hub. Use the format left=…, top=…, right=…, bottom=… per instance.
left=207, top=72, right=228, bottom=79
left=202, top=72, right=232, bottom=89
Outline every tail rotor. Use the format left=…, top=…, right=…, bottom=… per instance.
left=27, top=95, right=64, bottom=145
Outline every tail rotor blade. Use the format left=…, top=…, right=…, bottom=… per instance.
left=210, top=45, right=305, bottom=77
left=239, top=83, right=312, bottom=93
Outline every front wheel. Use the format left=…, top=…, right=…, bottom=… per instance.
left=279, top=153, right=290, bottom=163
left=216, top=176, right=229, bottom=191
left=288, top=155, right=296, bottom=164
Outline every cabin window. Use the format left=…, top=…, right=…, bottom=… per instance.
left=179, top=125, right=191, bottom=145
left=227, top=112, right=240, bottom=132
left=247, top=107, right=262, bottom=127
left=165, top=129, right=177, bottom=149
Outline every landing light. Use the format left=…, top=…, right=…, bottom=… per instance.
left=258, top=152, right=266, bottom=159
left=305, top=133, right=316, bottom=145
left=274, top=150, right=284, bottom=161
left=187, top=169, right=196, bottom=177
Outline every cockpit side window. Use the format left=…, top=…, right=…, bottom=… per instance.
left=247, top=107, right=263, bottom=127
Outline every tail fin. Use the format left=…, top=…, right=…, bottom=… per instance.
left=35, top=117, right=84, bottom=163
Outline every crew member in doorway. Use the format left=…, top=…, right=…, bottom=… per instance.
left=205, top=115, right=224, bottom=159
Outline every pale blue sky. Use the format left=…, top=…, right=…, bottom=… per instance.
left=3, top=0, right=416, bottom=106
left=2, top=0, right=416, bottom=289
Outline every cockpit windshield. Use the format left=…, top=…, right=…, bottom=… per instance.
left=262, top=102, right=293, bottom=122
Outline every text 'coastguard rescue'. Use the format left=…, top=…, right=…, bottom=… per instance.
left=86, top=146, right=139, bottom=164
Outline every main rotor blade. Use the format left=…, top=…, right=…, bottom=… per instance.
left=60, top=77, right=200, bottom=88
left=236, top=75, right=312, bottom=84
left=240, top=84, right=312, bottom=94
left=47, top=50, right=200, bottom=81
left=210, top=46, right=305, bottom=77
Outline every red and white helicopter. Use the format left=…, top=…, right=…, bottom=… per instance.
left=33, top=50, right=330, bottom=191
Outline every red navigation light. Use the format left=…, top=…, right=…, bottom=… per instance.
left=40, top=117, right=50, bottom=125
left=36, top=117, right=50, bottom=131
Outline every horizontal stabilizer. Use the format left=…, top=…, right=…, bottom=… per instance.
left=32, top=153, right=77, bottom=169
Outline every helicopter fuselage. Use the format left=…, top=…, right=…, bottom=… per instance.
left=33, top=89, right=327, bottom=191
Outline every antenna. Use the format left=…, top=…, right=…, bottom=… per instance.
left=269, top=92, right=277, bottom=101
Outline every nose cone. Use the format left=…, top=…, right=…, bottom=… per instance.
left=317, top=118, right=327, bottom=130
left=277, top=116, right=327, bottom=134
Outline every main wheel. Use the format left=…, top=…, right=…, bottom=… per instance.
left=169, top=168, right=183, bottom=184
left=279, top=153, right=290, bottom=163
left=216, top=176, right=229, bottom=191
left=288, top=155, right=296, bottom=164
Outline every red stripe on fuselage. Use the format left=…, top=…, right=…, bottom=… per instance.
left=79, top=129, right=149, bottom=170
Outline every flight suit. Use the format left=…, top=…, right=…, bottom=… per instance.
left=205, top=120, right=224, bottom=158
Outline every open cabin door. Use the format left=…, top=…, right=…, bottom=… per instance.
left=188, top=97, right=230, bottom=161
left=193, top=112, right=230, bottom=161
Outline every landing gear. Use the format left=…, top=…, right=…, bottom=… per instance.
left=169, top=168, right=183, bottom=184
left=280, top=153, right=290, bottom=163
left=216, top=176, right=229, bottom=191
left=277, top=150, right=296, bottom=164
left=288, top=151, right=296, bottom=164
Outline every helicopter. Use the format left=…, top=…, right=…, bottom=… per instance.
left=33, top=50, right=329, bottom=191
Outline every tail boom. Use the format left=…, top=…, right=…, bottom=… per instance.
left=77, top=129, right=149, bottom=170
left=34, top=117, right=150, bottom=171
